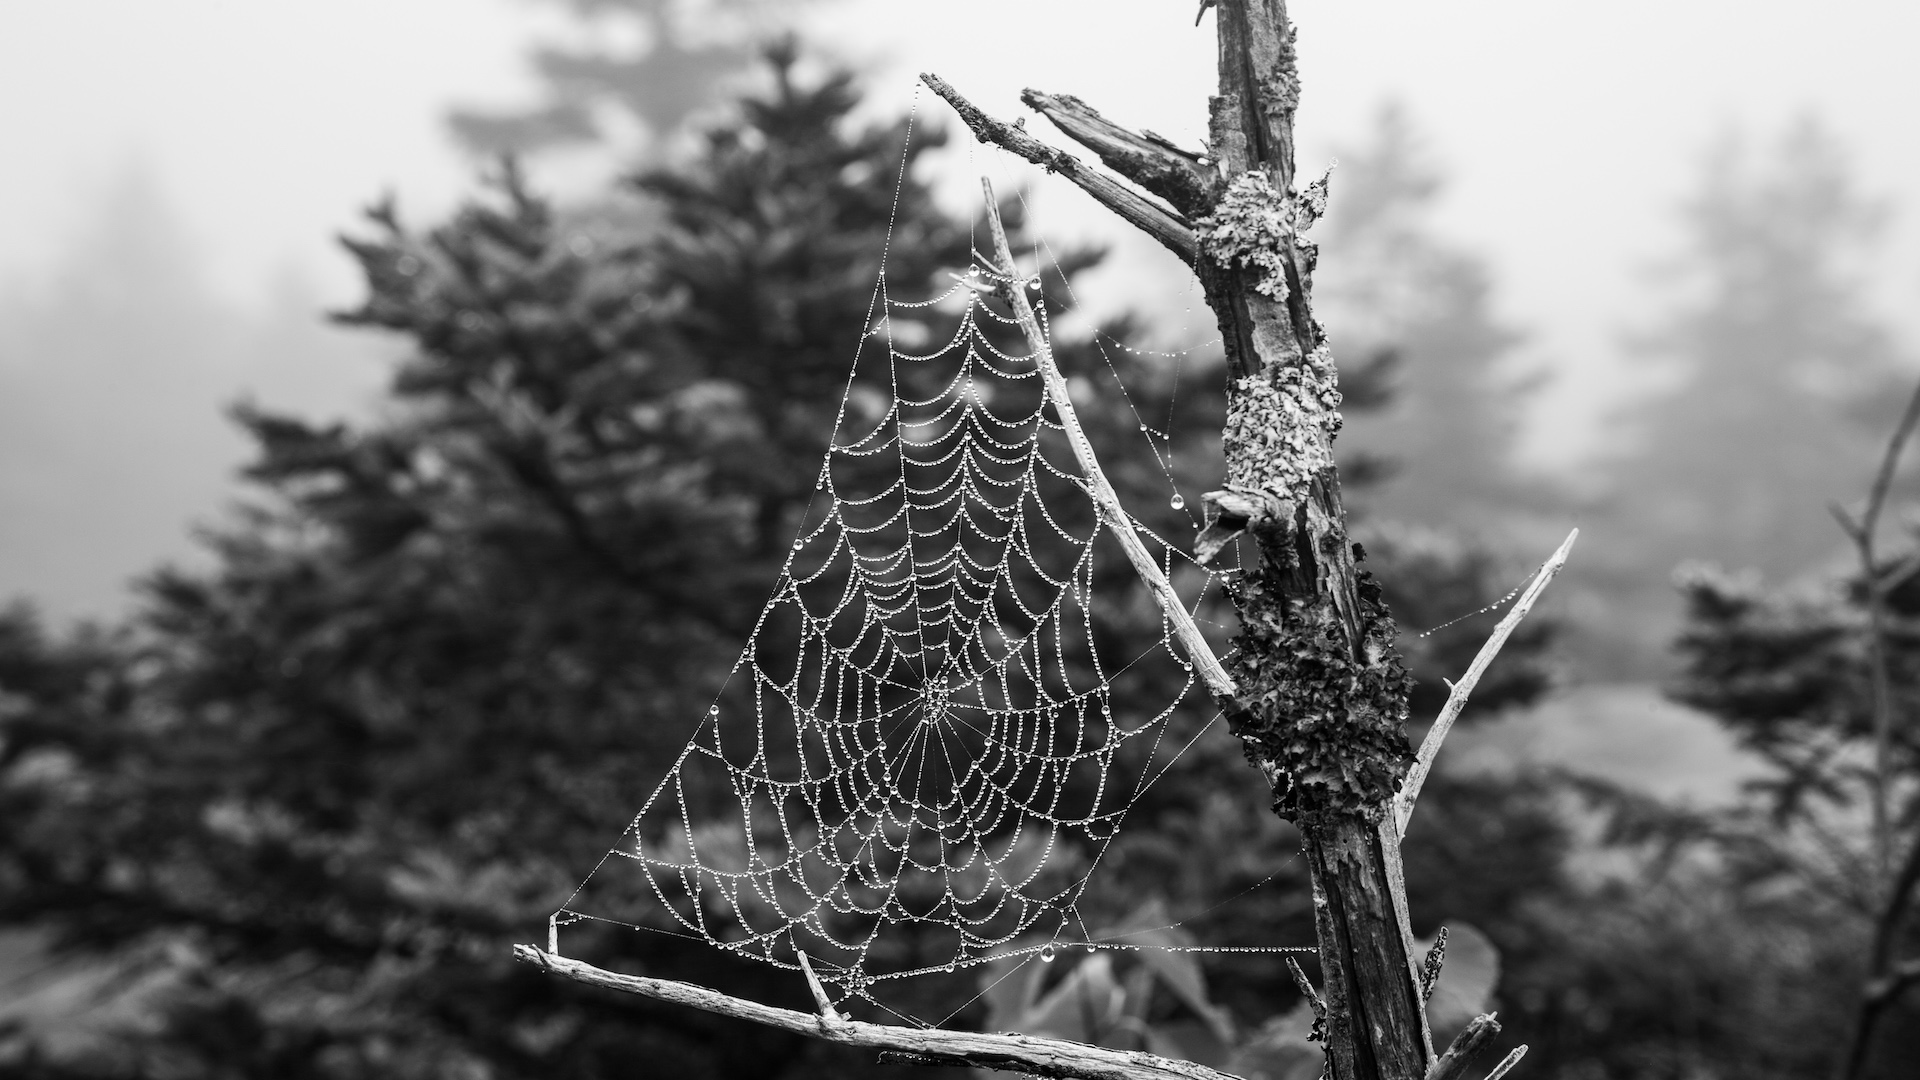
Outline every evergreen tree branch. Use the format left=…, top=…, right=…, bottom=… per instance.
left=920, top=74, right=1199, bottom=264
left=513, top=947, right=1238, bottom=1080
left=1835, top=373, right=1920, bottom=1080
left=1395, top=529, right=1578, bottom=837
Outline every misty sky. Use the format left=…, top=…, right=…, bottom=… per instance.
left=3, top=0, right=1919, bottom=618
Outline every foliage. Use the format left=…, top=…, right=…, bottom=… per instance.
left=1583, top=118, right=1911, bottom=675
left=1315, top=105, right=1542, bottom=530
left=1, top=48, right=984, bottom=1079
left=446, top=0, right=817, bottom=157
left=0, top=44, right=1566, bottom=1080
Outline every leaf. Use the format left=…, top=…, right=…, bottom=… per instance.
left=1227, top=1003, right=1324, bottom=1080
left=1016, top=953, right=1127, bottom=1046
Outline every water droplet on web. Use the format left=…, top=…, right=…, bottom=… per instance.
left=709, top=706, right=719, bottom=717
left=794, top=538, right=805, bottom=550
left=1086, top=943, right=1099, bottom=953
left=1040, top=944, right=1056, bottom=963
left=1028, top=277, right=1042, bottom=290
left=1169, top=493, right=1186, bottom=511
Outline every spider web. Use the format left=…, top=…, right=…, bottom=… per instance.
left=556, top=173, right=1228, bottom=1003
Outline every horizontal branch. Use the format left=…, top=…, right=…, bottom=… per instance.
left=921, top=73, right=1199, bottom=265
left=513, top=946, right=1236, bottom=1080
left=1395, top=528, right=1579, bottom=837
left=1020, top=89, right=1218, bottom=214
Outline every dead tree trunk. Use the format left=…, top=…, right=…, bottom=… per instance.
left=522, top=5, right=1573, bottom=1078
left=1199, top=5, right=1431, bottom=1079
left=943, top=3, right=1434, bottom=1075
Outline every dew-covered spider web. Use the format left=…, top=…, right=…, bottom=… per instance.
left=552, top=129, right=1294, bottom=1009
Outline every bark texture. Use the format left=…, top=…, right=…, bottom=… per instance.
left=1199, top=4, right=1431, bottom=1078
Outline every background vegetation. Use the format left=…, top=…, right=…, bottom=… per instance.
left=2, top=6, right=1917, bottom=1077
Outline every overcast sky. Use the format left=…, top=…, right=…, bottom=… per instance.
left=3, top=0, right=1918, bottom=616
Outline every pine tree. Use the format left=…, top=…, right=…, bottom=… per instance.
left=1318, top=104, right=1540, bottom=530
left=1587, top=118, right=1909, bottom=674
left=0, top=47, right=984, bottom=1079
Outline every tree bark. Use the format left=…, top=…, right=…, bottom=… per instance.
left=927, top=3, right=1443, bottom=1075
left=1198, top=4, right=1431, bottom=1078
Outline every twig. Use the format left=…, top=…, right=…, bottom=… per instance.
left=795, top=951, right=843, bottom=1027
left=1422, top=1013, right=1500, bottom=1080
left=513, top=946, right=1236, bottom=1080
left=1481, top=1045, right=1528, bottom=1080
left=1395, top=529, right=1579, bottom=836
left=1835, top=374, right=1920, bottom=1080
left=1855, top=375, right=1920, bottom=889
left=977, top=176, right=1236, bottom=704
left=921, top=74, right=1199, bottom=264
left=1286, top=955, right=1324, bottom=1019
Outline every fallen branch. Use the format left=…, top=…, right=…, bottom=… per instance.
left=1394, top=528, right=1580, bottom=837
left=921, top=73, right=1199, bottom=264
left=513, top=946, right=1238, bottom=1080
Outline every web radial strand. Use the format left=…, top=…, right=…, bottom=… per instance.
left=560, top=265, right=1221, bottom=993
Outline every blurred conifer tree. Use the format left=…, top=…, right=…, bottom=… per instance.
left=1584, top=118, right=1911, bottom=676
left=0, top=45, right=1561, bottom=1080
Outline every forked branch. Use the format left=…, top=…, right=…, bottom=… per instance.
left=977, top=176, right=1236, bottom=704
left=1394, top=529, right=1580, bottom=837
left=513, top=946, right=1236, bottom=1080
left=1019, top=89, right=1218, bottom=214
left=921, top=74, right=1199, bottom=264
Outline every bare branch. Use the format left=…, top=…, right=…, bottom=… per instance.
left=1020, top=89, right=1218, bottom=214
left=920, top=74, right=1199, bottom=264
left=795, top=951, right=843, bottom=1025
left=1395, top=529, right=1580, bottom=837
left=1841, top=374, right=1920, bottom=906
left=1481, top=1045, right=1528, bottom=1080
left=1423, top=1013, right=1500, bottom=1080
left=513, top=946, right=1236, bottom=1080
left=1286, top=955, right=1325, bottom=1021
left=1859, top=375, right=1920, bottom=545
left=978, top=176, right=1236, bottom=705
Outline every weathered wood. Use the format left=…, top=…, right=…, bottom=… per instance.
left=1020, top=89, right=1220, bottom=215
left=977, top=176, right=1236, bottom=705
left=1195, top=4, right=1433, bottom=1078
left=919, top=74, right=1199, bottom=265
left=1394, top=529, right=1579, bottom=837
left=1423, top=1014, right=1500, bottom=1080
left=512, top=946, right=1238, bottom=1080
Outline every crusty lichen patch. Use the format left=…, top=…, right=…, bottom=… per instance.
left=1198, top=171, right=1295, bottom=300
left=1221, top=343, right=1343, bottom=498
left=1196, top=168, right=1331, bottom=302
left=1225, top=544, right=1413, bottom=824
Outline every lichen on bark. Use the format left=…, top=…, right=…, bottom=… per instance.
left=1195, top=168, right=1330, bottom=303
left=1221, top=343, right=1343, bottom=498
left=1224, top=538, right=1413, bottom=825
